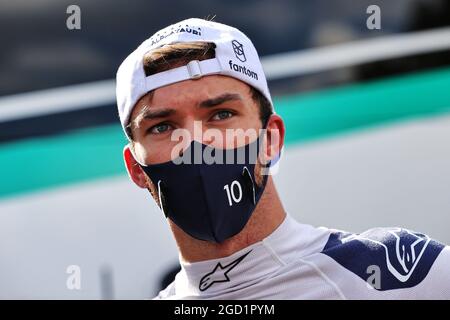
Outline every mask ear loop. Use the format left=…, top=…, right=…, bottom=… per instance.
left=242, top=166, right=256, bottom=205
left=157, top=180, right=169, bottom=218
left=240, top=120, right=270, bottom=203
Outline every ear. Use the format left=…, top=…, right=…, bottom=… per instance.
left=263, top=114, right=285, bottom=162
left=123, top=145, right=148, bottom=189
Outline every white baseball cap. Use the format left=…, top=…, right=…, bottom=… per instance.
left=116, top=18, right=273, bottom=137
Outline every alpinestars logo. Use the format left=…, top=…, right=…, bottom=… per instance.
left=232, top=40, right=246, bottom=62
left=199, top=250, right=252, bottom=291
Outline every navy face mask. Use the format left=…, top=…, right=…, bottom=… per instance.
left=139, top=135, right=270, bottom=243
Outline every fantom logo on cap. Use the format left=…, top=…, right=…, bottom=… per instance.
left=232, top=40, right=246, bottom=62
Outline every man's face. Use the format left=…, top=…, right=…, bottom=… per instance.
left=123, top=73, right=285, bottom=244
left=129, top=75, right=263, bottom=165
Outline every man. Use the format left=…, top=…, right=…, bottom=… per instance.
left=116, top=18, right=450, bottom=299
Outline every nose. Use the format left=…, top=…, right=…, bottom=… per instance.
left=182, top=119, right=223, bottom=148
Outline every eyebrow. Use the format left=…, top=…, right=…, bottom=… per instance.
left=133, top=107, right=176, bottom=129
left=131, top=92, right=242, bottom=130
left=199, top=93, right=242, bottom=108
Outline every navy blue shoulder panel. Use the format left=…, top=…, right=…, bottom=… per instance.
left=321, top=228, right=445, bottom=290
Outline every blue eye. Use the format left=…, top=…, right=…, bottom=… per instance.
left=212, top=110, right=233, bottom=121
left=150, top=123, right=171, bottom=134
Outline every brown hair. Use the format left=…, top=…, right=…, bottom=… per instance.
left=126, top=41, right=272, bottom=139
